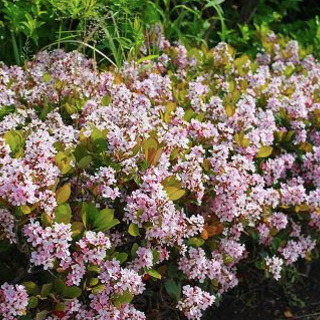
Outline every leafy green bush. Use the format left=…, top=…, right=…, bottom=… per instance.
left=221, top=0, right=320, bottom=58
left=0, top=0, right=228, bottom=67
left=2, top=0, right=320, bottom=67
left=1, top=32, right=320, bottom=319
left=0, top=0, right=147, bottom=66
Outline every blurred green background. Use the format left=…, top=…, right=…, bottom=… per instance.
left=1, top=0, right=320, bottom=66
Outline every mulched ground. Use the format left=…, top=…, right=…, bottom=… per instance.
left=206, top=261, right=320, bottom=320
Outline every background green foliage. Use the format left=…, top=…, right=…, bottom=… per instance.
left=1, top=0, right=320, bottom=67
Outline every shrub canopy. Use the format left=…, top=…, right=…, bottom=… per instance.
left=1, top=35, right=320, bottom=319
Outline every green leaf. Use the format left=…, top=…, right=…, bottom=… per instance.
left=62, top=286, right=82, bottom=298
left=187, top=237, right=205, bottom=247
left=143, top=137, right=158, bottom=152
left=92, top=284, right=105, bottom=294
left=164, top=279, right=181, bottom=301
left=92, top=138, right=107, bottom=153
left=91, top=127, right=104, bottom=140
left=152, top=250, right=160, bottom=264
left=23, top=281, right=39, bottom=295
left=55, top=203, right=72, bottom=224
left=101, top=95, right=112, bottom=106
left=81, top=210, right=87, bottom=228
left=137, top=55, right=159, bottom=64
left=89, top=278, right=99, bottom=287
left=28, top=296, right=39, bottom=309
left=131, top=243, right=139, bottom=258
left=104, top=218, right=120, bottom=231
left=165, top=186, right=185, bottom=201
left=283, top=130, right=296, bottom=143
left=284, top=65, right=295, bottom=77
left=4, top=129, right=24, bottom=157
left=78, top=155, right=92, bottom=169
left=90, top=128, right=107, bottom=152
left=71, top=222, right=84, bottom=237
left=87, top=265, right=101, bottom=272
left=73, top=144, right=88, bottom=162
left=82, top=203, right=99, bottom=227
left=223, top=255, right=233, bottom=264
left=184, top=108, right=196, bottom=121
left=112, top=252, right=128, bottom=264
left=271, top=237, right=282, bottom=251
left=55, top=302, right=66, bottom=311
left=167, top=263, right=178, bottom=278
left=93, top=208, right=119, bottom=232
left=54, top=279, right=66, bottom=294
left=147, top=269, right=161, bottom=279
left=41, top=212, right=52, bottom=227
left=114, top=290, right=134, bottom=307
left=93, top=218, right=120, bottom=232
left=94, top=208, right=114, bottom=225
left=40, top=283, right=53, bottom=298
left=128, top=223, right=140, bottom=237
left=64, top=102, right=77, bottom=115
left=43, top=73, right=52, bottom=83
left=255, top=260, right=265, bottom=270
left=21, top=205, right=31, bottom=215
left=256, top=146, right=273, bottom=158
left=0, top=105, right=15, bottom=121
left=36, top=311, right=48, bottom=320
left=56, top=183, right=71, bottom=204
left=225, top=104, right=235, bottom=117
left=55, top=151, right=73, bottom=174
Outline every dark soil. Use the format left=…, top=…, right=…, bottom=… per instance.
left=205, top=261, right=320, bottom=320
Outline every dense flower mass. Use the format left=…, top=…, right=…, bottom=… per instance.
left=0, top=33, right=320, bottom=319
left=0, top=283, right=28, bottom=320
left=177, top=285, right=215, bottom=320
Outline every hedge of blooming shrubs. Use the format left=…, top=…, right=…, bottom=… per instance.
left=1, top=33, right=320, bottom=320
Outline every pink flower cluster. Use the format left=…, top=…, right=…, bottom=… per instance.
left=23, top=220, right=72, bottom=270
left=178, top=247, right=239, bottom=293
left=265, top=256, right=283, bottom=280
left=64, top=231, right=112, bottom=286
left=89, top=259, right=145, bottom=319
left=0, top=283, right=28, bottom=320
left=177, top=285, right=215, bottom=320
left=85, top=167, right=120, bottom=200
left=0, top=208, right=16, bottom=244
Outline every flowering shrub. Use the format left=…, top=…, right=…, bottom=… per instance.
left=0, top=33, right=320, bottom=319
